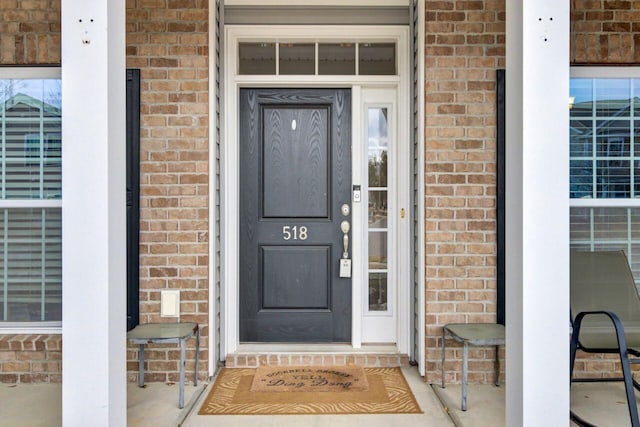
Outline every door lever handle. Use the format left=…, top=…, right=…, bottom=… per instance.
left=341, top=220, right=350, bottom=259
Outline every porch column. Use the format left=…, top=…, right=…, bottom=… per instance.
left=505, top=1, right=570, bottom=425
left=61, top=0, right=126, bottom=425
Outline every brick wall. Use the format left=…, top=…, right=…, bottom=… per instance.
left=0, top=0, right=61, bottom=384
left=2, top=0, right=638, bottom=387
left=0, top=335, right=61, bottom=383
left=0, top=0, right=209, bottom=384
left=570, top=0, right=640, bottom=380
left=571, top=0, right=640, bottom=64
left=125, top=0, right=209, bottom=383
left=423, top=0, right=504, bottom=385
left=0, top=0, right=60, bottom=65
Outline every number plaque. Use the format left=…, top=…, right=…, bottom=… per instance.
left=282, top=225, right=308, bottom=241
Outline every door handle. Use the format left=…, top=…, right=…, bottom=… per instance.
left=341, top=220, right=350, bottom=259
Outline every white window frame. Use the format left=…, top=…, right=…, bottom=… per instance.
left=361, top=88, right=398, bottom=343
left=0, top=67, right=62, bottom=334
left=570, top=66, right=640, bottom=212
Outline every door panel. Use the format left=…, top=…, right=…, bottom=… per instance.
left=239, top=88, right=351, bottom=342
left=261, top=246, right=330, bottom=309
left=263, top=107, right=329, bottom=218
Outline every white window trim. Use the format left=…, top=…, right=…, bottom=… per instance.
left=571, top=66, right=640, bottom=79
left=222, top=25, right=411, bottom=356
left=1, top=322, right=62, bottom=334
left=0, top=66, right=62, bottom=334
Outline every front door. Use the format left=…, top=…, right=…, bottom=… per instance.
left=239, top=89, right=352, bottom=342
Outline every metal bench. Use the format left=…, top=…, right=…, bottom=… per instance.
left=441, top=323, right=505, bottom=411
left=127, top=322, right=200, bottom=408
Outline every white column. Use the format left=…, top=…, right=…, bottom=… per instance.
left=61, top=0, right=126, bottom=425
left=506, top=1, right=570, bottom=425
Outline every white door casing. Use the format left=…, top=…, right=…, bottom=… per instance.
left=218, top=25, right=414, bottom=359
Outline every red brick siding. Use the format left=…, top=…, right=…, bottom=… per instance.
left=0, top=335, right=61, bottom=383
left=0, top=0, right=209, bottom=384
left=125, top=0, right=209, bottom=383
left=571, top=0, right=640, bottom=64
left=0, top=0, right=62, bottom=385
left=570, top=0, right=640, bottom=378
left=1, top=0, right=637, bottom=386
left=0, top=0, right=60, bottom=65
left=424, top=0, right=505, bottom=385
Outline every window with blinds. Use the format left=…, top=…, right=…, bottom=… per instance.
left=570, top=75, right=640, bottom=286
left=0, top=75, right=62, bottom=323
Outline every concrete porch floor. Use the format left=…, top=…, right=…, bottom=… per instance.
left=1, top=369, right=638, bottom=426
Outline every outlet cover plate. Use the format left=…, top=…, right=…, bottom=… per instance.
left=160, top=290, right=180, bottom=317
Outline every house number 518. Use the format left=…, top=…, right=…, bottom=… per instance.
left=283, top=226, right=308, bottom=241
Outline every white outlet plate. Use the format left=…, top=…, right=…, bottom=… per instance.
left=160, top=290, right=180, bottom=318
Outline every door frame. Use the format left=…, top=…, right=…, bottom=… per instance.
left=221, top=25, right=413, bottom=357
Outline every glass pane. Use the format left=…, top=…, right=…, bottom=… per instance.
left=239, top=43, right=276, bottom=75
left=318, top=43, right=355, bottom=75
left=368, top=273, right=387, bottom=311
left=634, top=79, right=640, bottom=116
left=1, top=78, right=62, bottom=200
left=570, top=78, right=593, bottom=118
left=369, top=231, right=387, bottom=269
left=368, top=108, right=388, bottom=148
left=593, top=207, right=628, bottom=241
left=369, top=191, right=387, bottom=228
left=596, top=120, right=630, bottom=157
left=634, top=121, right=640, bottom=157
left=632, top=209, right=640, bottom=240
left=1, top=208, right=62, bottom=321
left=570, top=242, right=591, bottom=253
left=593, top=242, right=628, bottom=253
left=359, top=43, right=395, bottom=75
left=279, top=43, right=315, bottom=75
left=595, top=79, right=631, bottom=117
left=570, top=208, right=640, bottom=287
left=596, top=159, right=630, bottom=198
left=368, top=150, right=388, bottom=187
left=570, top=122, right=592, bottom=157
left=569, top=207, right=591, bottom=242
left=636, top=160, right=640, bottom=198
left=570, top=160, right=593, bottom=199
left=630, top=244, right=640, bottom=286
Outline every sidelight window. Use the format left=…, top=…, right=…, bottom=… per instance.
left=367, top=107, right=389, bottom=312
left=0, top=70, right=62, bottom=325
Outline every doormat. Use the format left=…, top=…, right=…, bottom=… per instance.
left=198, top=367, right=422, bottom=415
left=250, top=366, right=369, bottom=392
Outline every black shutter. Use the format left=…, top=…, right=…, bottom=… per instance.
left=496, top=69, right=506, bottom=326
left=126, top=69, right=141, bottom=331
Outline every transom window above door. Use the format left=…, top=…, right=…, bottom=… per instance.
left=238, top=42, right=396, bottom=76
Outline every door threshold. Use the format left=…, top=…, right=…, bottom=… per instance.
left=236, top=343, right=400, bottom=353
left=226, top=344, right=410, bottom=368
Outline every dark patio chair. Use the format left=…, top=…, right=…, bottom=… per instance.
left=570, top=250, right=640, bottom=427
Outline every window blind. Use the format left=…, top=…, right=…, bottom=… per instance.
left=0, top=77, right=62, bottom=323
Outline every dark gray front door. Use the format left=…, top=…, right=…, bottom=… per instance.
left=239, top=88, right=351, bottom=342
